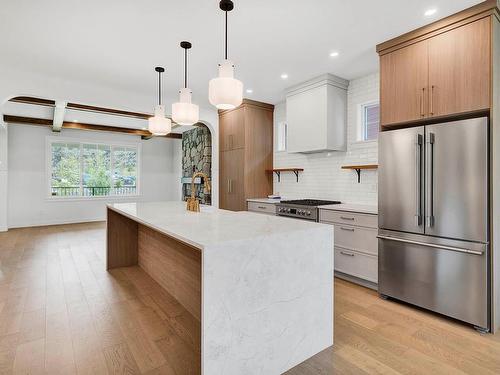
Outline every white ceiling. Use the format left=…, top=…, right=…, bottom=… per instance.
left=0, top=0, right=481, bottom=107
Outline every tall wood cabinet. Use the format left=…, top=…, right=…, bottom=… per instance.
left=219, top=99, right=274, bottom=211
left=378, top=13, right=491, bottom=127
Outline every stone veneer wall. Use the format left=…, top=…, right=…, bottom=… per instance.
left=182, top=125, right=212, bottom=204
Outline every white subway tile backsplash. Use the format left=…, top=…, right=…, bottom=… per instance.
left=273, top=73, right=379, bottom=205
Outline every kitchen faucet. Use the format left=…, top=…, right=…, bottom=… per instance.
left=186, top=172, right=211, bottom=212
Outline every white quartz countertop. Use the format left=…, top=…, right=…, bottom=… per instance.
left=246, top=198, right=281, bottom=204
left=319, top=203, right=378, bottom=215
left=108, top=201, right=329, bottom=250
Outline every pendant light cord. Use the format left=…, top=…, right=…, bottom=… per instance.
left=158, top=70, right=162, bottom=106
left=225, top=10, right=228, bottom=60
left=184, top=48, right=188, bottom=88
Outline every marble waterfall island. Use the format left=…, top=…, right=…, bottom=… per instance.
left=106, top=201, right=334, bottom=374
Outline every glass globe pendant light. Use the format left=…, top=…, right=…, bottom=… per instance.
left=172, top=41, right=200, bottom=125
left=208, top=0, right=243, bottom=110
left=148, top=67, right=172, bottom=136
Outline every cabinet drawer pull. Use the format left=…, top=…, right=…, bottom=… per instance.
left=340, top=216, right=355, bottom=221
left=340, top=227, right=355, bottom=232
left=257, top=206, right=267, bottom=210
left=430, top=85, right=435, bottom=116
left=420, top=87, right=425, bottom=117
left=340, top=251, right=355, bottom=257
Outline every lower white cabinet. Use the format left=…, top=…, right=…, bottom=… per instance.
left=247, top=201, right=277, bottom=215
left=320, top=209, right=378, bottom=286
left=334, top=247, right=378, bottom=283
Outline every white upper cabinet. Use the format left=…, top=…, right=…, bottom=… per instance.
left=286, top=74, right=348, bottom=153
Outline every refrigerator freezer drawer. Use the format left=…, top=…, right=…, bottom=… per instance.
left=378, top=235, right=489, bottom=329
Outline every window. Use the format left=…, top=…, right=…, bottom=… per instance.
left=359, top=102, right=380, bottom=141
left=276, top=121, right=287, bottom=152
left=49, top=139, right=139, bottom=198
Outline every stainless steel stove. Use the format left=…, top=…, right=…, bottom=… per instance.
left=277, top=199, right=341, bottom=222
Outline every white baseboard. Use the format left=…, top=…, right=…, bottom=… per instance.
left=8, top=217, right=106, bottom=230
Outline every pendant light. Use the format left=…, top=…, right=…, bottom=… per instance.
left=148, top=67, right=172, bottom=136
left=208, top=0, right=243, bottom=110
left=172, top=41, right=200, bottom=125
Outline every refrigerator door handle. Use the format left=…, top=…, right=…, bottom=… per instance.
left=426, top=132, right=435, bottom=227
left=415, top=134, right=423, bottom=226
left=377, top=235, right=484, bottom=255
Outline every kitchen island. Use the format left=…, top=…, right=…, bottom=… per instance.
left=106, top=201, right=334, bottom=375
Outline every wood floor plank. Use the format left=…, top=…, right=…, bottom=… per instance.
left=155, top=325, right=200, bottom=375
left=44, top=310, right=76, bottom=374
left=336, top=345, right=402, bottom=375
left=110, top=300, right=166, bottom=373
left=13, top=338, right=45, bottom=374
left=19, top=308, right=45, bottom=344
left=103, top=343, right=141, bottom=375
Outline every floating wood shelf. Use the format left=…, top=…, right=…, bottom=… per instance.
left=341, top=164, right=378, bottom=183
left=267, top=168, right=304, bottom=183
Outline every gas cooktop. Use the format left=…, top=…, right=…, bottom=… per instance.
left=279, top=199, right=341, bottom=206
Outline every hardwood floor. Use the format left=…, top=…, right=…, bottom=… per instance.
left=0, top=222, right=499, bottom=374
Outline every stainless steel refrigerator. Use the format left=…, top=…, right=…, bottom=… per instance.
left=378, top=117, right=489, bottom=331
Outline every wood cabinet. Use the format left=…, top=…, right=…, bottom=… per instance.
left=219, top=108, right=245, bottom=151
left=428, top=17, right=490, bottom=117
left=378, top=15, right=492, bottom=127
left=219, top=99, right=274, bottom=211
left=380, top=41, right=429, bottom=125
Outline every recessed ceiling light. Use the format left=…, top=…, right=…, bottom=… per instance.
left=246, top=89, right=253, bottom=94
left=281, top=73, right=288, bottom=79
left=329, top=51, right=339, bottom=58
left=424, top=8, right=437, bottom=16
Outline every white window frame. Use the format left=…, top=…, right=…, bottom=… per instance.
left=356, top=100, right=380, bottom=143
left=46, top=136, right=142, bottom=201
left=276, top=121, right=288, bottom=152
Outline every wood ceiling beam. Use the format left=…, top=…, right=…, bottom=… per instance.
left=10, top=96, right=153, bottom=120
left=2, top=115, right=182, bottom=139
left=8, top=96, right=186, bottom=126
left=7, top=96, right=203, bottom=130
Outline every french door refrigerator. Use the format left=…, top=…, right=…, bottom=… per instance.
left=378, top=117, right=489, bottom=331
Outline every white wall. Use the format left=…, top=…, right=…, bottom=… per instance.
left=273, top=73, right=379, bottom=205
left=7, top=124, right=181, bottom=228
left=0, top=64, right=219, bottom=231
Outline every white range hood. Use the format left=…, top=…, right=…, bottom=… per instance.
left=286, top=73, right=348, bottom=153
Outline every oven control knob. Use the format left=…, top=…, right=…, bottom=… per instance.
left=306, top=211, right=311, bottom=216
